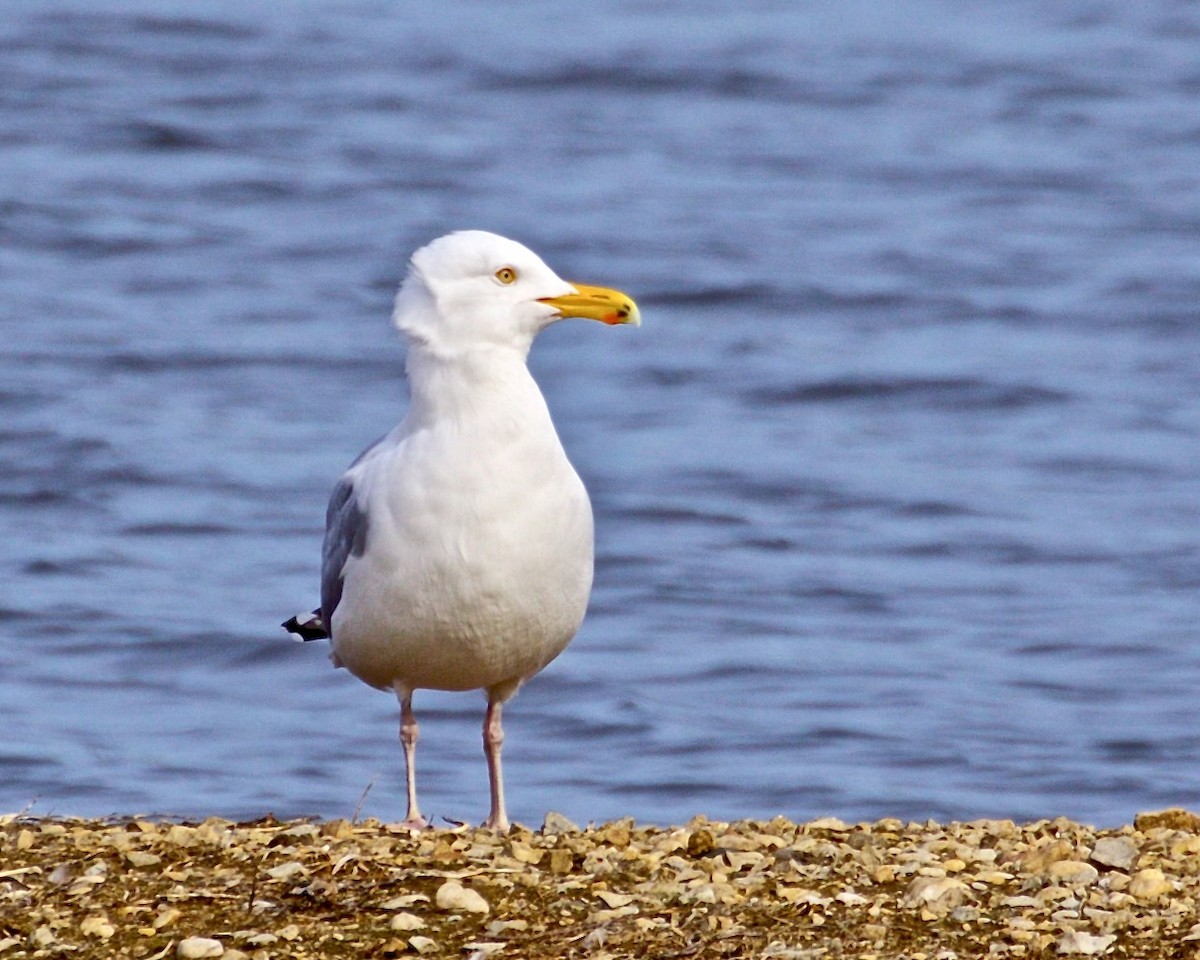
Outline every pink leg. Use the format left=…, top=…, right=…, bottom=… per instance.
left=398, top=693, right=428, bottom=829
left=482, top=697, right=509, bottom=831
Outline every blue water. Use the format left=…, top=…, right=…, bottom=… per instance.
left=3, top=0, right=1200, bottom=829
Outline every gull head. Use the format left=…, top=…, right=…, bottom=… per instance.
left=393, top=230, right=639, bottom=356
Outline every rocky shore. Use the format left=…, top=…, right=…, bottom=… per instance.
left=3, top=808, right=1200, bottom=958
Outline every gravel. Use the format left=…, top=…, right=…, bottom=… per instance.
left=3, top=808, right=1200, bottom=958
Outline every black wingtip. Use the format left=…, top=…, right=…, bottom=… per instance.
left=283, top=610, right=329, bottom=642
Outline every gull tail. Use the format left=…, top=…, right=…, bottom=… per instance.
left=283, top=609, right=329, bottom=642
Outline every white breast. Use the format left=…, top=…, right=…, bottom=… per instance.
left=329, top=360, right=595, bottom=695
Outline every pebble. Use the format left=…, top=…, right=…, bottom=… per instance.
left=435, top=879, right=490, bottom=914
left=1045, top=860, right=1099, bottom=885
left=901, top=876, right=968, bottom=913
left=1089, top=836, right=1138, bottom=870
left=1128, top=867, right=1172, bottom=900
left=177, top=937, right=224, bottom=959
left=1055, top=931, right=1116, bottom=955
left=1020, top=839, right=1075, bottom=873
left=78, top=916, right=115, bottom=939
left=542, top=811, right=580, bottom=834
left=1133, top=808, right=1200, bottom=832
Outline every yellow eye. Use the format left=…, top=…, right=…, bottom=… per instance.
left=494, top=266, right=518, bottom=285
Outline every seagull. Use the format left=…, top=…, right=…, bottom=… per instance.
left=284, top=230, right=639, bottom=831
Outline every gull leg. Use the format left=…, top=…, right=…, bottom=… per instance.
left=397, top=690, right=428, bottom=829
left=482, top=697, right=509, bottom=831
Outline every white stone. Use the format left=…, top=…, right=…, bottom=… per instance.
left=79, top=917, right=115, bottom=939
left=435, top=879, right=490, bottom=914
left=463, top=942, right=505, bottom=959
left=264, top=861, right=305, bottom=881
left=542, top=811, right=580, bottom=834
left=177, top=938, right=224, bottom=959
left=1055, top=931, right=1116, bottom=955
left=380, top=894, right=430, bottom=909
left=1090, top=837, right=1138, bottom=871
left=596, top=890, right=636, bottom=909
left=808, top=817, right=851, bottom=831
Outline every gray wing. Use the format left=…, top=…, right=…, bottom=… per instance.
left=319, top=440, right=380, bottom=632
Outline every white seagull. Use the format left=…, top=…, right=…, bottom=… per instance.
left=284, top=230, right=639, bottom=831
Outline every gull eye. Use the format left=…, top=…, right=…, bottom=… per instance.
left=494, top=266, right=518, bottom=285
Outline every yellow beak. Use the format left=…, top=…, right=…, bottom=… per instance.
left=539, top=283, right=641, bottom=327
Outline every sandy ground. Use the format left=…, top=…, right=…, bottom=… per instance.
left=4, top=808, right=1200, bottom=958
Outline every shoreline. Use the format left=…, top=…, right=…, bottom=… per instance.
left=3, top=808, right=1198, bottom=958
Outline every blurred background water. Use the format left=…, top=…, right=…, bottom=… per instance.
left=2, top=0, right=1199, bottom=829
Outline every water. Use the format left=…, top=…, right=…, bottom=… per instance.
left=3, top=0, right=1199, bottom=829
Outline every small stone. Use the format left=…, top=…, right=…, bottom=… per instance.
left=592, top=904, right=639, bottom=923
left=509, top=840, right=543, bottom=864
left=1134, top=808, right=1200, bottom=832
left=265, top=861, right=305, bottom=881
left=486, top=920, right=529, bottom=936
left=408, top=935, right=438, bottom=954
left=548, top=848, right=574, bottom=873
left=31, top=927, right=55, bottom=947
left=1090, top=837, right=1138, bottom=871
left=381, top=895, right=430, bottom=910
left=686, top=829, right=715, bottom=857
left=1128, top=867, right=1172, bottom=900
left=165, top=825, right=197, bottom=847
left=153, top=908, right=182, bottom=930
left=126, top=850, right=162, bottom=867
left=79, top=916, right=115, bottom=939
left=597, top=890, right=636, bottom=909
left=902, top=876, right=968, bottom=913
left=1172, top=835, right=1200, bottom=856
left=435, top=880, right=490, bottom=914
left=808, top=817, right=850, bottom=831
left=463, top=942, right=505, bottom=958
left=1055, top=931, right=1116, bottom=955
left=177, top=938, right=224, bottom=959
left=542, top=811, right=579, bottom=834
left=597, top=819, right=633, bottom=847
left=1046, top=860, right=1099, bottom=885
left=1021, top=839, right=1075, bottom=872
left=390, top=913, right=426, bottom=932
